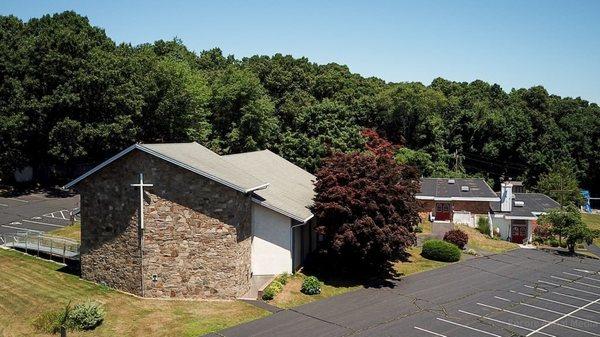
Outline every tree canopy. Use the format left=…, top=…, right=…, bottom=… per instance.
left=1, top=11, right=599, bottom=195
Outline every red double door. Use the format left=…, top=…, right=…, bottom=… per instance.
left=435, top=202, right=452, bottom=221
left=511, top=221, right=528, bottom=243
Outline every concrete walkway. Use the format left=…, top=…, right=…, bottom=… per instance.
left=430, top=221, right=452, bottom=238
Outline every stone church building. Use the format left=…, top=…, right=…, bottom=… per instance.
left=64, top=142, right=316, bottom=299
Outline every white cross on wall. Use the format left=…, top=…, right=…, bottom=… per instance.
left=131, top=173, right=153, bottom=230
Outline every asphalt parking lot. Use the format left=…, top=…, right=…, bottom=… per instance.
left=212, top=249, right=600, bottom=337
left=0, top=191, right=80, bottom=235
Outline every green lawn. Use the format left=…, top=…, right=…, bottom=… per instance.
left=48, top=222, right=81, bottom=242
left=582, top=213, right=600, bottom=245
left=0, top=248, right=269, bottom=337
left=457, top=225, right=518, bottom=254
left=271, top=245, right=454, bottom=309
left=270, top=273, right=360, bottom=309
left=393, top=246, right=451, bottom=276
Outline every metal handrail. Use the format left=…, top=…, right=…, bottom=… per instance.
left=0, top=231, right=80, bottom=262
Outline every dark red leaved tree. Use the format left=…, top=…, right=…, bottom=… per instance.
left=361, top=128, right=397, bottom=158
left=311, top=150, right=420, bottom=274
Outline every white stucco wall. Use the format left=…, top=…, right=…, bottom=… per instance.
left=251, top=204, right=292, bottom=275
left=453, top=211, right=474, bottom=227
left=492, top=216, right=511, bottom=240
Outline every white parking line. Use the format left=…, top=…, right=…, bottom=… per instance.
left=459, top=309, right=556, bottom=337
left=478, top=302, right=600, bottom=336
left=551, top=275, right=600, bottom=289
left=574, top=268, right=600, bottom=275
left=436, top=318, right=501, bottom=337
left=21, top=219, right=64, bottom=228
left=510, top=290, right=600, bottom=315
left=495, top=296, right=600, bottom=325
left=553, top=291, right=599, bottom=303
left=537, top=280, right=600, bottom=296
left=7, top=197, right=28, bottom=203
left=524, top=284, right=548, bottom=292
left=1, top=225, right=42, bottom=233
left=43, top=210, right=71, bottom=221
left=526, top=297, right=600, bottom=336
left=0, top=203, right=7, bottom=207
left=563, top=272, right=600, bottom=282
left=414, top=326, right=447, bottom=337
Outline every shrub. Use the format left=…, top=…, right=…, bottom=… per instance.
left=301, top=276, right=321, bottom=295
left=548, top=238, right=559, bottom=247
left=414, top=226, right=423, bottom=233
left=533, top=222, right=553, bottom=242
left=275, top=272, right=289, bottom=285
left=443, top=229, right=468, bottom=249
left=67, top=301, right=105, bottom=331
left=261, top=280, right=284, bottom=301
left=33, top=310, right=64, bottom=334
left=421, top=240, right=461, bottom=262
left=477, top=217, right=490, bottom=235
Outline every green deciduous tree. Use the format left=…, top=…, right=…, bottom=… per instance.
left=539, top=206, right=599, bottom=253
left=536, top=163, right=584, bottom=206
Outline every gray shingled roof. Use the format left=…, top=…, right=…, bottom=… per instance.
left=140, top=143, right=268, bottom=193
left=64, top=143, right=315, bottom=222
left=416, top=178, right=498, bottom=200
left=64, top=142, right=268, bottom=193
left=491, top=193, right=560, bottom=217
left=223, top=150, right=315, bottom=222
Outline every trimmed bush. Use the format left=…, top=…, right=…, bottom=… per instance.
left=443, top=229, right=468, bottom=249
left=33, top=301, right=105, bottom=333
left=421, top=240, right=461, bottom=262
left=301, top=276, right=321, bottom=295
left=477, top=217, right=490, bottom=235
left=68, top=301, right=105, bottom=331
left=261, top=280, right=284, bottom=301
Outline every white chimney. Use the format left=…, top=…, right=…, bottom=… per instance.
left=501, top=182, right=513, bottom=212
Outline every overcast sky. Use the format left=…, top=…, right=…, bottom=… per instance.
left=3, top=0, right=599, bottom=103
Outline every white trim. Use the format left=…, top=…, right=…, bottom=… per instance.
left=251, top=197, right=312, bottom=223
left=63, top=144, right=137, bottom=189
left=416, top=195, right=500, bottom=202
left=63, top=144, right=269, bottom=194
left=505, top=215, right=537, bottom=220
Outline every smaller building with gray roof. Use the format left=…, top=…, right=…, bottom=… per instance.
left=490, top=182, right=560, bottom=244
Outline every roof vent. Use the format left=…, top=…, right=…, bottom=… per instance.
left=448, top=179, right=455, bottom=184
left=461, top=185, right=470, bottom=192
left=514, top=200, right=525, bottom=207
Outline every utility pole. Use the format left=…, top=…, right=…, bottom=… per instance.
left=453, top=150, right=463, bottom=173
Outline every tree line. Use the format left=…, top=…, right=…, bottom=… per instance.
left=1, top=11, right=599, bottom=193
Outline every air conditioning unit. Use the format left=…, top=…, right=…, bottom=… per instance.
left=461, top=185, right=469, bottom=192
left=514, top=200, right=525, bottom=207
left=448, top=179, right=455, bottom=184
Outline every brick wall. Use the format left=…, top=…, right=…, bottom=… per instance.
left=452, top=201, right=490, bottom=214
left=77, top=150, right=252, bottom=299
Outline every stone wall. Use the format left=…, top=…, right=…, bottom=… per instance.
left=76, top=150, right=252, bottom=299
